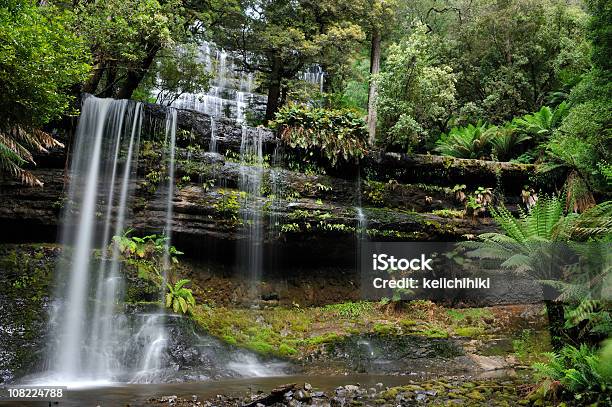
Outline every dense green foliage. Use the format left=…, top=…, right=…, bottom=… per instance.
left=272, top=104, right=368, bottom=166
left=467, top=197, right=612, bottom=400
left=212, top=0, right=366, bottom=120
left=0, top=0, right=90, bottom=185
left=376, top=25, right=456, bottom=151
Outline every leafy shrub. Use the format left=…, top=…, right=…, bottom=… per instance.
left=364, top=180, right=386, bottom=205
left=0, top=1, right=90, bottom=186
left=271, top=104, right=368, bottom=167
left=213, top=190, right=243, bottom=221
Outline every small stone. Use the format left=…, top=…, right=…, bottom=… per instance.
left=344, top=385, right=359, bottom=392
left=256, top=404, right=265, bottom=407
left=331, top=396, right=345, bottom=407
left=375, top=383, right=384, bottom=388
left=415, top=393, right=427, bottom=402
left=294, top=389, right=311, bottom=402
left=192, top=395, right=198, bottom=402
left=304, top=382, right=312, bottom=391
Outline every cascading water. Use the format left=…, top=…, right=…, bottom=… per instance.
left=238, top=127, right=265, bottom=295
left=162, top=40, right=325, bottom=123
left=300, top=65, right=325, bottom=93
left=44, top=96, right=143, bottom=385
left=268, top=146, right=282, bottom=240
left=170, top=41, right=264, bottom=123
left=356, top=207, right=368, bottom=240
left=355, top=173, right=368, bottom=241
left=36, top=96, right=178, bottom=386
left=24, top=95, right=288, bottom=388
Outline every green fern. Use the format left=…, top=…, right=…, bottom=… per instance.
left=165, top=279, right=196, bottom=314
left=533, top=344, right=611, bottom=402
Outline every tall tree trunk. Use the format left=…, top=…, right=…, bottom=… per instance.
left=265, top=56, right=283, bottom=122
left=367, top=29, right=381, bottom=145
left=116, top=45, right=160, bottom=100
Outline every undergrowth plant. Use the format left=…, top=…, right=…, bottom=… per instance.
left=112, top=228, right=183, bottom=265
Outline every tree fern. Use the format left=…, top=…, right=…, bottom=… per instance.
left=435, top=121, right=495, bottom=159
left=0, top=126, right=63, bottom=186
left=490, top=124, right=531, bottom=161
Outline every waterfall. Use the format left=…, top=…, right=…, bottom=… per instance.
left=43, top=97, right=141, bottom=384
left=170, top=41, right=264, bottom=122
left=356, top=174, right=368, bottom=259
left=268, top=146, right=282, bottom=240
left=39, top=96, right=177, bottom=386
left=300, top=65, right=325, bottom=93
left=356, top=207, right=368, bottom=240
left=166, top=40, right=324, bottom=123
left=238, top=127, right=264, bottom=295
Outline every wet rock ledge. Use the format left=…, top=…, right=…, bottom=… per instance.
left=0, top=105, right=536, bottom=257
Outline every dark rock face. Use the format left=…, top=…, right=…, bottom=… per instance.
left=143, top=104, right=278, bottom=154
left=0, top=245, right=58, bottom=383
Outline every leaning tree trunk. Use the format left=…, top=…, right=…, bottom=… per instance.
left=82, top=61, right=105, bottom=95
left=545, top=300, right=566, bottom=351
left=265, top=56, right=283, bottom=122
left=116, top=45, right=160, bottom=100
left=367, top=28, right=381, bottom=145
